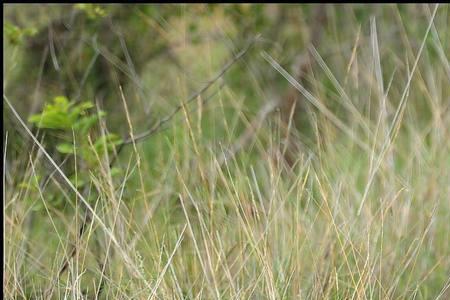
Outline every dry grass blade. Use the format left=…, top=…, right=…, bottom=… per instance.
left=357, top=4, right=439, bottom=215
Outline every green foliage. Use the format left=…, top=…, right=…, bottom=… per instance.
left=29, top=96, right=94, bottom=130
left=4, top=22, right=37, bottom=45
left=74, top=4, right=107, bottom=19
left=28, top=95, right=122, bottom=191
left=93, top=133, right=123, bottom=154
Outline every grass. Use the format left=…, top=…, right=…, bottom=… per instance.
left=3, top=4, right=450, bottom=299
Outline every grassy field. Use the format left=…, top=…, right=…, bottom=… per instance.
left=3, top=4, right=450, bottom=299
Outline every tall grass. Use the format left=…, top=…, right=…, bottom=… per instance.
left=4, top=4, right=450, bottom=299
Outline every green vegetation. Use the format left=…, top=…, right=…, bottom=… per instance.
left=3, top=4, right=450, bottom=299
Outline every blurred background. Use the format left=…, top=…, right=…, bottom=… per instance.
left=6, top=4, right=446, bottom=154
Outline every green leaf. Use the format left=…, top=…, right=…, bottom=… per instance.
left=56, top=143, right=75, bottom=154
left=110, top=167, right=121, bottom=177
left=54, top=96, right=69, bottom=108
left=78, top=101, right=95, bottom=110
left=69, top=174, right=86, bottom=188
left=28, top=97, right=98, bottom=130
left=72, top=109, right=105, bottom=134
left=29, top=96, right=75, bottom=129
left=75, top=4, right=107, bottom=19
left=94, top=134, right=123, bottom=153
left=73, top=115, right=99, bottom=134
left=4, top=22, right=37, bottom=45
left=29, top=111, right=72, bottom=129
